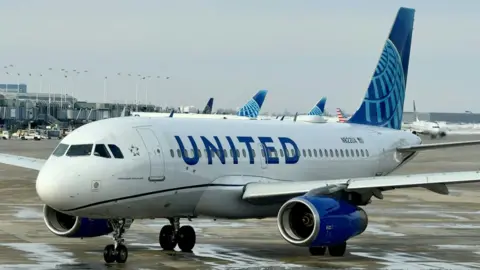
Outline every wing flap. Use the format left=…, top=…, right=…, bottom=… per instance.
left=0, top=153, right=45, bottom=171
left=397, top=140, right=480, bottom=152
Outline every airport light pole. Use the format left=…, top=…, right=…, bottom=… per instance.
left=103, top=76, right=108, bottom=103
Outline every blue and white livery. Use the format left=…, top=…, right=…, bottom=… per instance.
left=1, top=7, right=480, bottom=265
left=236, top=89, right=268, bottom=118
left=307, top=97, right=327, bottom=116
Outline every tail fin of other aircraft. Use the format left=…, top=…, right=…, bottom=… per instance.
left=202, top=98, right=214, bottom=114
left=413, top=100, right=419, bottom=121
left=336, top=108, right=347, bottom=123
left=236, top=90, right=268, bottom=118
left=307, top=97, right=327, bottom=116
left=347, top=7, right=415, bottom=130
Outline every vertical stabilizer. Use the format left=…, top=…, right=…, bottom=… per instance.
left=202, top=98, right=214, bottom=114
left=236, top=90, right=268, bottom=118
left=347, top=7, right=415, bottom=130
left=336, top=108, right=347, bottom=123
left=307, top=97, right=327, bottom=116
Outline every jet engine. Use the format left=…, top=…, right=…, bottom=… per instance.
left=277, top=196, right=368, bottom=246
left=43, top=205, right=113, bottom=238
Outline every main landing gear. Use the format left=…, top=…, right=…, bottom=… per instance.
left=309, top=242, right=347, bottom=257
left=103, top=219, right=133, bottom=264
left=159, top=217, right=196, bottom=252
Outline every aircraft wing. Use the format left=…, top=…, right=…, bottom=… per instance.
left=242, top=171, right=480, bottom=204
left=0, top=153, right=45, bottom=171
left=397, top=140, right=480, bottom=152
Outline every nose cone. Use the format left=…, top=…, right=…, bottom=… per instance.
left=36, top=161, right=86, bottom=212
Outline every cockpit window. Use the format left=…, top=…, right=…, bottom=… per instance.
left=432, top=125, right=440, bottom=128
left=94, top=144, right=111, bottom=158
left=108, top=144, right=124, bottom=159
left=66, top=144, right=93, bottom=157
left=52, top=143, right=69, bottom=157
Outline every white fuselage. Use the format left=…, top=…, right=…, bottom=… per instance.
left=131, top=112, right=253, bottom=120
left=35, top=117, right=421, bottom=220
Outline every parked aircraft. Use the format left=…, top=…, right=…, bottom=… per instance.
left=132, top=90, right=267, bottom=119
left=2, top=7, right=480, bottom=265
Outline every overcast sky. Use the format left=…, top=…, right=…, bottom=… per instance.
left=0, top=0, right=479, bottom=114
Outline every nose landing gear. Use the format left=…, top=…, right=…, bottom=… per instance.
left=159, top=217, right=197, bottom=252
left=103, top=218, right=133, bottom=264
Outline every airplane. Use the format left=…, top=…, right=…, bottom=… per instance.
left=132, top=90, right=268, bottom=120
left=2, top=6, right=480, bottom=265
left=403, top=100, right=447, bottom=139
left=286, top=97, right=329, bottom=123
left=307, top=97, right=327, bottom=116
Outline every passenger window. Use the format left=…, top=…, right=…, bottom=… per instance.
left=94, top=144, right=111, bottom=158
left=177, top=149, right=181, bottom=157
left=324, top=149, right=328, bottom=157
left=230, top=149, right=234, bottom=157
left=66, top=144, right=93, bottom=157
left=280, top=149, right=284, bottom=157
left=345, top=149, right=349, bottom=157
left=365, top=149, right=369, bottom=157
left=350, top=149, right=355, bottom=157
left=302, top=149, right=306, bottom=157
left=223, top=149, right=228, bottom=157
left=335, top=149, right=339, bottom=157
left=329, top=149, right=334, bottom=157
left=319, top=149, right=323, bottom=157
left=236, top=149, right=240, bottom=157
left=242, top=149, right=247, bottom=157
left=290, top=149, right=294, bottom=157
left=170, top=149, right=174, bottom=158
left=313, top=149, right=317, bottom=157
left=252, top=149, right=256, bottom=157
left=197, top=149, right=202, bottom=158
left=183, top=149, right=188, bottom=157
left=52, top=143, right=69, bottom=157
left=191, top=149, right=195, bottom=157
left=355, top=149, right=360, bottom=157
left=340, top=149, right=344, bottom=158
left=360, top=149, right=365, bottom=157
left=308, top=149, right=312, bottom=157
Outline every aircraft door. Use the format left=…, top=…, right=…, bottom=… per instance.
left=258, top=143, right=267, bottom=169
left=136, top=128, right=166, bottom=181
left=375, top=148, right=389, bottom=176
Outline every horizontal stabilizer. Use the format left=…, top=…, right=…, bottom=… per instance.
left=397, top=140, right=480, bottom=152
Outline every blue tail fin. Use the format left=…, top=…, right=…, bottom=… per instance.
left=307, top=97, right=327, bottom=116
left=202, top=97, right=214, bottom=114
left=236, top=90, right=268, bottom=118
left=347, top=7, right=415, bottom=130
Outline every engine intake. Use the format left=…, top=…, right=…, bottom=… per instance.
left=277, top=196, right=368, bottom=246
left=43, top=205, right=113, bottom=238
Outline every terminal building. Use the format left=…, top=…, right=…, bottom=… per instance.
left=0, top=84, right=27, bottom=93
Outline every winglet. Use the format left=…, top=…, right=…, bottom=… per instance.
left=348, top=7, right=415, bottom=130
left=236, top=90, right=268, bottom=118
left=169, top=110, right=174, bottom=118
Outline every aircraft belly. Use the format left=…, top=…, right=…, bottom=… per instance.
left=194, top=185, right=281, bottom=218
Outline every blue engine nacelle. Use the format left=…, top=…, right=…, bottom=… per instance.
left=277, top=196, right=368, bottom=246
left=43, top=205, right=113, bottom=238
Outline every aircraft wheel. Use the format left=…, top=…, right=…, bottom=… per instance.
left=177, top=225, right=196, bottom=252
left=115, top=244, right=128, bottom=263
left=159, top=225, right=177, bottom=250
left=103, top=244, right=116, bottom=263
left=309, top=246, right=326, bottom=256
left=328, top=242, right=347, bottom=257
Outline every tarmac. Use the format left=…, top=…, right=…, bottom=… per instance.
left=0, top=134, right=480, bottom=269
